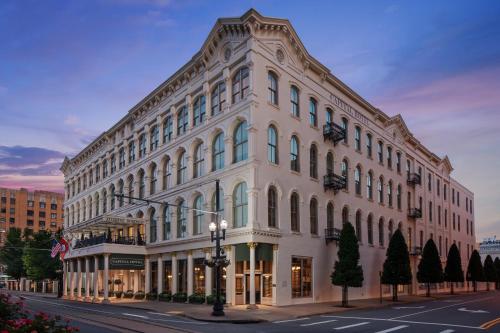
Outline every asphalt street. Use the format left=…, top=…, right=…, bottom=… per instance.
left=15, top=290, right=500, bottom=333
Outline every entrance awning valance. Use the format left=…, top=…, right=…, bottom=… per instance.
left=64, top=214, right=146, bottom=236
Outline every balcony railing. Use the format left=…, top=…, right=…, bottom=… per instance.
left=324, top=173, right=347, bottom=192
left=325, top=227, right=341, bottom=244
left=409, top=246, right=422, bottom=256
left=73, top=234, right=145, bottom=249
left=408, top=208, right=422, bottom=219
left=323, top=122, right=346, bottom=145
left=407, top=173, right=421, bottom=186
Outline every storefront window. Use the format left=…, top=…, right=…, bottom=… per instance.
left=164, top=261, right=172, bottom=293
left=178, top=259, right=187, bottom=293
left=291, top=257, right=312, bottom=298
left=193, top=259, right=205, bottom=294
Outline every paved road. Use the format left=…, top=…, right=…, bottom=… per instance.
left=15, top=291, right=500, bottom=333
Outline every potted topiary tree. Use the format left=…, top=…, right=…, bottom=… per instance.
left=114, top=279, right=123, bottom=298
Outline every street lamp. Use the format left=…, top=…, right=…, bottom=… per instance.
left=204, top=180, right=230, bottom=316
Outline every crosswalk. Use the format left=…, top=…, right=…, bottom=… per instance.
left=273, top=316, right=458, bottom=332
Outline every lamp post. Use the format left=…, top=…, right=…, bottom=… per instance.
left=205, top=180, right=230, bottom=316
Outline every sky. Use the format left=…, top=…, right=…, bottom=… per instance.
left=0, top=0, right=499, bottom=241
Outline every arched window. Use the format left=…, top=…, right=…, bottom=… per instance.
left=341, top=159, right=348, bottom=187
left=377, top=141, right=384, bottom=164
left=110, top=154, right=116, bottom=175
left=397, top=184, right=402, bottom=210
left=177, top=106, right=188, bottom=136
left=341, top=117, right=348, bottom=144
left=102, top=189, right=107, bottom=214
left=127, top=176, right=134, bottom=204
left=354, top=126, right=361, bottom=151
left=268, top=125, right=278, bottom=164
left=290, top=86, right=299, bottom=116
left=388, top=220, right=394, bottom=241
left=212, top=132, right=225, bottom=171
left=119, top=147, right=125, bottom=169
left=193, top=143, right=204, bottom=178
left=138, top=170, right=145, bottom=199
left=290, top=136, right=300, bottom=172
left=268, top=71, right=278, bottom=105
left=233, top=121, right=248, bottom=163
left=177, top=151, right=187, bottom=184
left=366, top=171, right=373, bottom=199
left=290, top=192, right=300, bottom=232
left=150, top=208, right=157, bottom=243
left=88, top=196, right=93, bottom=219
left=309, top=98, right=317, bottom=127
left=163, top=115, right=173, bottom=143
left=327, top=202, right=334, bottom=229
left=150, top=163, right=157, bottom=195
left=379, top=218, right=384, bottom=246
left=378, top=177, right=384, bottom=204
left=82, top=200, right=86, bottom=221
left=309, top=144, right=318, bottom=179
left=95, top=164, right=100, bottom=183
left=326, top=152, right=334, bottom=174
left=326, top=108, right=333, bottom=124
left=367, top=214, right=374, bottom=245
left=387, top=181, right=393, bottom=207
left=177, top=200, right=187, bottom=238
left=128, top=141, right=135, bottom=163
left=193, top=95, right=206, bottom=127
left=354, top=165, right=361, bottom=195
left=233, top=182, right=248, bottom=228
left=268, top=186, right=277, bottom=228
left=193, top=195, right=204, bottom=235
left=162, top=158, right=171, bottom=190
left=387, top=146, right=393, bottom=168
left=139, top=134, right=147, bottom=158
left=103, top=160, right=108, bottom=179
left=355, top=210, right=362, bottom=242
left=150, top=125, right=159, bottom=151
left=342, top=206, right=349, bottom=225
left=163, top=205, right=171, bottom=240
left=110, top=184, right=115, bottom=210
left=211, top=81, right=226, bottom=116
left=366, top=133, right=372, bottom=158
left=232, top=67, right=249, bottom=103
left=310, top=198, right=318, bottom=235
left=95, top=193, right=100, bottom=216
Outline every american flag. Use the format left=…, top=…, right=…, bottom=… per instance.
left=51, top=239, right=61, bottom=258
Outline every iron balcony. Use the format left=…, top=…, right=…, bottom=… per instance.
left=324, top=173, right=347, bottom=191
left=407, top=173, right=421, bottom=186
left=408, top=208, right=423, bottom=219
left=325, top=227, right=342, bottom=243
left=323, top=122, right=346, bottom=145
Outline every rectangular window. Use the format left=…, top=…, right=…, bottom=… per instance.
left=291, top=257, right=312, bottom=298
left=39, top=211, right=46, bottom=218
left=51, top=203, right=57, bottom=210
left=366, top=134, right=372, bottom=158
left=437, top=179, right=440, bottom=196
left=354, top=127, right=361, bottom=151
left=396, top=153, right=401, bottom=173
left=50, top=213, right=57, bottom=219
left=28, top=200, right=34, bottom=207
left=39, top=202, right=46, bottom=209
left=428, top=173, right=432, bottom=191
left=444, top=184, right=447, bottom=200
left=378, top=142, right=383, bottom=164
left=429, top=201, right=433, bottom=222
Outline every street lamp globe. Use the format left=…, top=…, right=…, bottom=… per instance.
left=220, top=220, right=228, bottom=230
left=209, top=222, right=216, bottom=232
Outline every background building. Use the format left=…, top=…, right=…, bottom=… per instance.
left=479, top=236, right=500, bottom=261
left=0, top=188, right=65, bottom=245
left=60, top=9, right=476, bottom=306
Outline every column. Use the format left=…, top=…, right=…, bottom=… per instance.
left=42, top=281, right=46, bottom=293
left=225, top=245, right=234, bottom=305
left=187, top=251, right=193, bottom=296
left=171, top=253, right=178, bottom=294
left=133, top=270, right=139, bottom=293
left=145, top=256, right=151, bottom=294
left=157, top=257, right=164, bottom=295
left=248, top=242, right=257, bottom=308
left=63, top=261, right=68, bottom=296
left=69, top=261, right=74, bottom=298
left=272, top=244, right=278, bottom=305
left=204, top=248, right=212, bottom=297
left=103, top=254, right=110, bottom=303
left=76, top=258, right=82, bottom=298
left=85, top=257, right=91, bottom=300
left=93, top=256, right=99, bottom=301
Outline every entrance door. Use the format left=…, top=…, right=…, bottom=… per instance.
left=244, top=274, right=261, bottom=304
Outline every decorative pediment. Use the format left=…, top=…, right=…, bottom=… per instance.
left=439, top=155, right=454, bottom=173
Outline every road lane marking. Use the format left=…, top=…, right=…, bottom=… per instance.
left=481, top=317, right=500, bottom=329
left=374, top=325, right=408, bottom=333
left=147, top=312, right=171, bottom=317
left=393, top=306, right=425, bottom=309
left=148, top=318, right=209, bottom=325
left=300, top=319, right=337, bottom=326
left=273, top=317, right=310, bottom=323
left=442, top=300, right=462, bottom=303
left=389, top=296, right=494, bottom=320
left=439, top=330, right=454, bottom=333
left=333, top=322, right=370, bottom=330
left=123, top=313, right=149, bottom=319
left=458, top=307, right=488, bottom=314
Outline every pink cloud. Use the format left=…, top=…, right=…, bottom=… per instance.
left=0, top=174, right=64, bottom=193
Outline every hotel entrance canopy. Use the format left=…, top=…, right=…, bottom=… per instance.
left=63, top=214, right=146, bottom=235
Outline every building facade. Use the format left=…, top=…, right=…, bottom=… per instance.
left=60, top=9, right=476, bottom=306
left=0, top=188, right=64, bottom=245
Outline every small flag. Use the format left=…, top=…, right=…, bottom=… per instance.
left=59, top=238, right=69, bottom=260
left=51, top=239, right=61, bottom=258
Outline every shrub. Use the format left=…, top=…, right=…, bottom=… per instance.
left=123, top=290, right=134, bottom=299
left=108, top=291, right=115, bottom=297
left=188, top=293, right=205, bottom=304
left=134, top=291, right=145, bottom=300
left=146, top=292, right=158, bottom=301
left=115, top=291, right=123, bottom=298
left=172, top=292, right=187, bottom=303
left=158, top=292, right=172, bottom=302
left=206, top=294, right=225, bottom=305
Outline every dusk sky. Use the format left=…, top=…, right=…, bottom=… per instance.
left=1, top=0, right=499, bottom=240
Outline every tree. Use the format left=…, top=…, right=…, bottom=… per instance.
left=483, top=255, right=497, bottom=291
left=22, top=230, right=60, bottom=281
left=417, top=239, right=443, bottom=297
left=494, top=257, right=500, bottom=290
left=444, top=244, right=464, bottom=295
left=331, top=223, right=364, bottom=307
left=381, top=229, right=412, bottom=301
left=0, top=228, right=25, bottom=279
left=466, top=250, right=485, bottom=292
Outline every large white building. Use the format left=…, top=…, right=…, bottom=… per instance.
left=60, top=9, right=476, bottom=306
